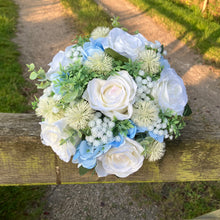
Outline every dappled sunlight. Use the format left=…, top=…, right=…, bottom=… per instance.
left=182, top=65, right=219, bottom=86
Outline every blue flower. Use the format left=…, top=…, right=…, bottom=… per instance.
left=108, top=121, right=137, bottom=147
left=137, top=126, right=164, bottom=143
left=127, top=121, right=137, bottom=139
left=51, top=72, right=69, bottom=95
left=72, top=141, right=111, bottom=169
left=82, top=38, right=104, bottom=60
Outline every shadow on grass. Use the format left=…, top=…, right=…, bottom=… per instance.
left=134, top=0, right=220, bottom=65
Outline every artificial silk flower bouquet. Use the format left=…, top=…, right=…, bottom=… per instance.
left=28, top=18, right=191, bottom=178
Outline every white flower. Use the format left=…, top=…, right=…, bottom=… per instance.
left=147, top=141, right=166, bottom=162
left=151, top=68, right=188, bottom=115
left=91, top=26, right=110, bottom=39
left=40, top=119, right=80, bottom=162
left=95, top=137, right=144, bottom=178
left=46, top=45, right=82, bottom=81
left=102, top=28, right=148, bottom=61
left=84, top=52, right=113, bottom=74
left=64, top=101, right=95, bottom=130
left=83, top=70, right=137, bottom=120
left=138, top=50, right=161, bottom=74
left=131, top=100, right=159, bottom=128
left=36, top=96, right=64, bottom=123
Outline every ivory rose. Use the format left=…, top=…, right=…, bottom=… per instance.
left=102, top=28, right=148, bottom=61
left=95, top=137, right=144, bottom=178
left=151, top=68, right=188, bottom=115
left=40, top=119, right=80, bottom=162
left=83, top=70, right=137, bottom=120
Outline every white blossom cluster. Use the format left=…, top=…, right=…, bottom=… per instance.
left=85, top=112, right=121, bottom=147
left=135, top=70, right=156, bottom=103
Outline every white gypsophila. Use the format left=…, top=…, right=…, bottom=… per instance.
left=95, top=137, right=144, bottom=178
left=146, top=141, right=166, bottom=162
left=138, top=50, right=161, bottom=74
left=46, top=45, right=83, bottom=81
left=36, top=96, right=64, bottom=123
left=84, top=52, right=113, bottom=74
left=151, top=68, right=188, bottom=115
left=64, top=101, right=95, bottom=130
left=83, top=70, right=137, bottom=120
left=102, top=28, right=148, bottom=61
left=131, top=100, right=159, bottom=128
left=91, top=26, right=110, bottom=39
left=40, top=119, right=80, bottom=162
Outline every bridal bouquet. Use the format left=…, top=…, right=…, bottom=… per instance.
left=28, top=19, right=191, bottom=178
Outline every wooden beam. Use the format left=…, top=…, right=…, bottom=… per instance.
left=0, top=113, right=220, bottom=185
left=193, top=209, right=220, bottom=219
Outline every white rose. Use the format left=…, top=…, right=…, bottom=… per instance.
left=102, top=28, right=148, bottom=61
left=83, top=70, right=137, bottom=120
left=95, top=137, right=144, bottom=178
left=151, top=68, right=188, bottom=115
left=46, top=45, right=82, bottom=81
left=40, top=119, right=79, bottom=162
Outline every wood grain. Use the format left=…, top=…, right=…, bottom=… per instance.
left=0, top=113, right=220, bottom=185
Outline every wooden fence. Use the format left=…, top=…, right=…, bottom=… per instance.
left=0, top=113, right=220, bottom=185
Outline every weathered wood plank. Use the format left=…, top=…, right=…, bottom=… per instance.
left=193, top=209, right=220, bottom=219
left=0, top=113, right=220, bottom=185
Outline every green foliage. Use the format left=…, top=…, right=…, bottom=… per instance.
left=61, top=0, right=111, bottom=35
left=159, top=109, right=186, bottom=138
left=0, top=0, right=30, bottom=112
left=27, top=63, right=50, bottom=89
left=111, top=16, right=121, bottom=28
left=73, top=35, right=90, bottom=47
left=79, top=166, right=91, bottom=176
left=121, top=59, right=142, bottom=78
left=112, top=117, right=134, bottom=137
left=105, top=48, right=129, bottom=63
left=140, top=136, right=155, bottom=157
left=183, top=103, right=192, bottom=116
left=31, top=96, right=39, bottom=110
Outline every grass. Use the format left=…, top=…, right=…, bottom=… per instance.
left=0, top=0, right=31, bottom=112
left=60, top=0, right=112, bottom=35
left=130, top=181, right=220, bottom=219
left=0, top=0, right=47, bottom=219
left=127, top=0, right=220, bottom=66
left=0, top=186, right=47, bottom=219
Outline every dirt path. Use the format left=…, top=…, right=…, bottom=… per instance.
left=13, top=0, right=159, bottom=219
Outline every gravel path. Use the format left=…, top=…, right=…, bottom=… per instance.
left=13, top=0, right=159, bottom=219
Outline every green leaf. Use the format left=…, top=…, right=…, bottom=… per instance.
left=26, top=63, right=35, bottom=71
left=183, top=103, right=192, bottom=116
left=79, top=166, right=91, bottom=176
left=30, top=71, right=38, bottom=80
left=105, top=48, right=129, bottom=63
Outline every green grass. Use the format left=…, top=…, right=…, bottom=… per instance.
left=60, top=0, right=111, bottom=35
left=0, top=186, right=47, bottom=219
left=130, top=181, right=220, bottom=219
left=0, top=0, right=31, bottom=112
left=0, top=1, right=47, bottom=219
left=128, top=0, right=220, bottom=66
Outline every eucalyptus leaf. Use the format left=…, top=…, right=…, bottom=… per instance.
left=105, top=48, right=129, bottom=63
left=30, top=72, right=38, bottom=80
